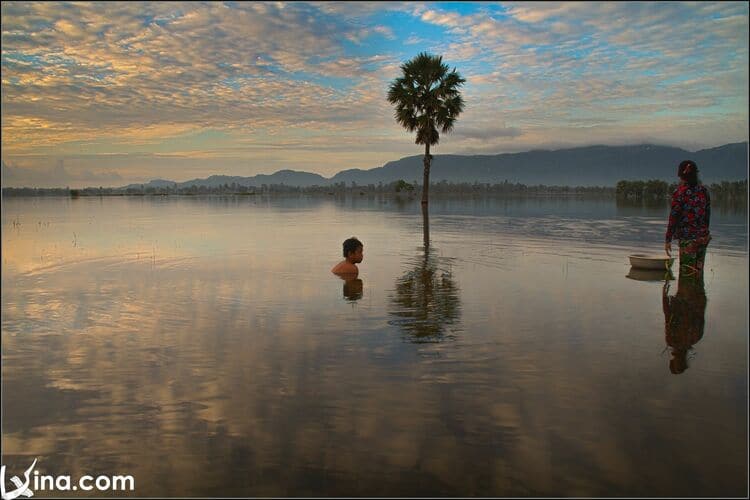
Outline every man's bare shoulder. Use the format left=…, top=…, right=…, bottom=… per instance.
left=331, top=260, right=358, bottom=276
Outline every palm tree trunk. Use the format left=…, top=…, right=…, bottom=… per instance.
left=422, top=143, right=431, bottom=206
left=422, top=202, right=430, bottom=249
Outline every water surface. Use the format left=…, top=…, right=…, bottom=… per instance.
left=2, top=195, right=747, bottom=496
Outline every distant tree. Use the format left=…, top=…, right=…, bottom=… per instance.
left=387, top=52, right=465, bottom=207
left=644, top=179, right=668, bottom=199
left=616, top=180, right=646, bottom=199
left=394, top=179, right=415, bottom=193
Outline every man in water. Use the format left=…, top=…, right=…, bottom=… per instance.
left=331, top=237, right=363, bottom=276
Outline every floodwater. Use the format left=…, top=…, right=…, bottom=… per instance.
left=2, top=195, right=747, bottom=497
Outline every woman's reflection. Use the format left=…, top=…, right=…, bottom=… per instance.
left=388, top=205, right=461, bottom=342
left=662, top=271, right=707, bottom=374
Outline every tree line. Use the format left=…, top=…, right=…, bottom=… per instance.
left=2, top=178, right=745, bottom=200
left=2, top=180, right=614, bottom=197
left=3, top=179, right=747, bottom=200
left=616, top=179, right=746, bottom=202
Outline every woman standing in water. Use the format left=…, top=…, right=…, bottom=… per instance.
left=665, top=160, right=712, bottom=277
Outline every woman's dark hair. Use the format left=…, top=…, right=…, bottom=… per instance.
left=677, top=160, right=699, bottom=187
left=343, top=237, right=363, bottom=257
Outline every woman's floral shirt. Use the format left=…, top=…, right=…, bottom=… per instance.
left=665, top=183, right=711, bottom=242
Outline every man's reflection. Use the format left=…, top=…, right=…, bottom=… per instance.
left=662, top=271, right=707, bottom=374
left=342, top=278, right=363, bottom=302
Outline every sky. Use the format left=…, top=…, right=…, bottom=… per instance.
left=1, top=1, right=748, bottom=187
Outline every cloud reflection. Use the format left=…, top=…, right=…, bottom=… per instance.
left=2, top=196, right=747, bottom=496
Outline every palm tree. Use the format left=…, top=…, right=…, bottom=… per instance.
left=387, top=52, right=465, bottom=206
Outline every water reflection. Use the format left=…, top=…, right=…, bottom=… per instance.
left=2, top=196, right=746, bottom=496
left=626, top=268, right=675, bottom=282
left=388, top=207, right=462, bottom=342
left=342, top=277, right=363, bottom=301
left=662, top=271, right=707, bottom=374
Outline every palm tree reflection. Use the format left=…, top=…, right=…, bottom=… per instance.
left=388, top=206, right=461, bottom=343
left=662, top=271, right=707, bottom=374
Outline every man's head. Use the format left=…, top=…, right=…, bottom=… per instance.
left=343, top=237, right=364, bottom=263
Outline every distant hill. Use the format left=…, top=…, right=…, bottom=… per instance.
left=124, top=170, right=328, bottom=190
left=329, top=142, right=748, bottom=187
left=124, top=142, right=747, bottom=190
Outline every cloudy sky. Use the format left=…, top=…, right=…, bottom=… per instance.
left=1, top=1, right=748, bottom=187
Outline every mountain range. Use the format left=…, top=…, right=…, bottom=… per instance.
left=125, top=142, right=748, bottom=190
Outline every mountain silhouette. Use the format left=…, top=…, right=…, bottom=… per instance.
left=124, top=142, right=747, bottom=190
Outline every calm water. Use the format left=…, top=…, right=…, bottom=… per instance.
left=2, top=195, right=747, bottom=497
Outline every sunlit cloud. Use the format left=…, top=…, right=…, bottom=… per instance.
left=1, top=1, right=747, bottom=187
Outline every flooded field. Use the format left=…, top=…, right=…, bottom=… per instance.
left=2, top=195, right=747, bottom=496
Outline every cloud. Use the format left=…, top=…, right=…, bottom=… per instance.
left=453, top=126, right=523, bottom=141
left=414, top=2, right=748, bottom=141
left=2, top=159, right=123, bottom=188
left=1, top=2, right=399, bottom=147
left=420, top=9, right=464, bottom=29
left=1, top=1, right=747, bottom=184
left=372, top=25, right=396, bottom=40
